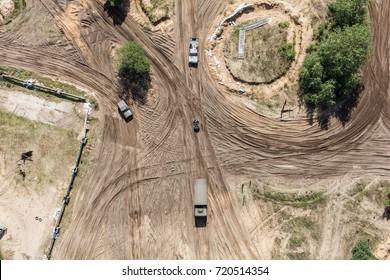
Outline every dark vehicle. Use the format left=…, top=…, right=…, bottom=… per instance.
left=118, top=100, right=133, bottom=121
left=193, top=117, right=200, bottom=132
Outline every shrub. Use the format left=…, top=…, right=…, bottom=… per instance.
left=299, top=0, right=372, bottom=108
left=279, top=43, right=295, bottom=62
left=352, top=239, right=377, bottom=260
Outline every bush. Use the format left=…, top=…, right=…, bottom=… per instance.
left=279, top=43, right=295, bottom=62
left=329, top=0, right=370, bottom=28
left=299, top=0, right=372, bottom=108
left=117, top=41, right=150, bottom=78
left=352, top=239, right=377, bottom=260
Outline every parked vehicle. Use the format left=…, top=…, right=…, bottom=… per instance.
left=189, top=38, right=199, bottom=67
left=194, top=178, right=207, bottom=227
left=193, top=117, right=200, bottom=132
left=118, top=100, right=133, bottom=120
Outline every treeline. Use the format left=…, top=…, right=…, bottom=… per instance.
left=299, top=0, right=372, bottom=108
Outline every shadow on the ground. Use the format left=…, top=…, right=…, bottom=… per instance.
left=103, top=0, right=129, bottom=26
left=304, top=84, right=364, bottom=130
left=119, top=73, right=151, bottom=105
left=383, top=207, right=390, bottom=220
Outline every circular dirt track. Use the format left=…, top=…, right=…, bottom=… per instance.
left=0, top=0, right=389, bottom=260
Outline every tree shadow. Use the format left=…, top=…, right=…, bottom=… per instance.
left=119, top=72, right=151, bottom=106
left=103, top=0, right=129, bottom=26
left=383, top=207, right=390, bottom=221
left=303, top=84, right=364, bottom=130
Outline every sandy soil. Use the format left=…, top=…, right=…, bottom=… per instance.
left=0, top=0, right=389, bottom=260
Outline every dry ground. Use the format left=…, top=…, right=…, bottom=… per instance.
left=0, top=0, right=389, bottom=260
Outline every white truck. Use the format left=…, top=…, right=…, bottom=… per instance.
left=194, top=179, right=207, bottom=227
left=189, top=38, right=199, bottom=67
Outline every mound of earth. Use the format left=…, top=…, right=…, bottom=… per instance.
left=224, top=21, right=294, bottom=84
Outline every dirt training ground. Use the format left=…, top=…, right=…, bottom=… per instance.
left=0, top=0, right=389, bottom=259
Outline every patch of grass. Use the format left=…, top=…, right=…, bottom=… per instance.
left=253, top=188, right=326, bottom=208
left=39, top=17, right=59, bottom=37
left=278, top=21, right=289, bottom=29
left=352, top=239, right=377, bottom=260
left=0, top=65, right=86, bottom=103
left=140, top=0, right=172, bottom=25
left=0, top=110, right=79, bottom=193
left=287, top=251, right=309, bottom=260
left=288, top=235, right=306, bottom=250
left=224, top=22, right=294, bottom=83
left=0, top=248, right=3, bottom=260
left=348, top=181, right=367, bottom=196
left=363, top=181, right=390, bottom=207
left=279, top=42, right=295, bottom=62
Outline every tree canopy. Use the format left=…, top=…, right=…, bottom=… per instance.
left=117, top=41, right=151, bottom=78
left=329, top=0, right=370, bottom=28
left=299, top=0, right=372, bottom=108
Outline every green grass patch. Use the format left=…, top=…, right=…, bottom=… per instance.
left=140, top=0, right=171, bottom=25
left=253, top=188, right=326, bottom=208
left=363, top=181, right=390, bottom=207
left=0, top=65, right=86, bottom=102
left=287, top=251, right=309, bottom=260
left=0, top=110, right=79, bottom=193
left=352, top=239, right=377, bottom=260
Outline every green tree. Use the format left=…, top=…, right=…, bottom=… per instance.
left=299, top=24, right=371, bottom=107
left=329, top=0, right=370, bottom=28
left=318, top=24, right=372, bottom=95
left=352, top=240, right=377, bottom=260
left=117, top=41, right=151, bottom=78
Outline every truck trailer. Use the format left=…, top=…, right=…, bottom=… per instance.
left=194, top=178, right=207, bottom=227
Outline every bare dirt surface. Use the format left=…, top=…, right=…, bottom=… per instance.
left=0, top=0, right=389, bottom=260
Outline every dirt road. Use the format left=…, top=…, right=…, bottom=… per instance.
left=0, top=0, right=388, bottom=259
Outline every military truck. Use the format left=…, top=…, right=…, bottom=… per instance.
left=189, top=38, right=199, bottom=67
left=118, top=100, right=133, bottom=121
left=194, top=178, right=207, bottom=227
